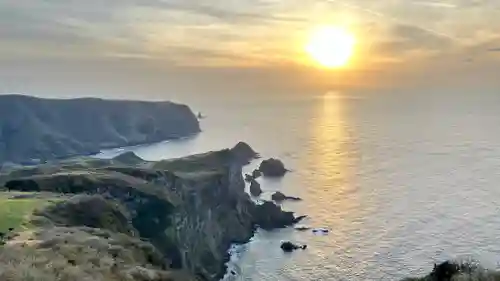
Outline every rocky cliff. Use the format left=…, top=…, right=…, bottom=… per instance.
left=0, top=94, right=200, bottom=164
left=0, top=144, right=302, bottom=281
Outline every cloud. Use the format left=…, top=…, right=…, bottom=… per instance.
left=1, top=0, right=500, bottom=70
left=411, top=1, right=456, bottom=8
left=153, top=1, right=308, bottom=24
left=391, top=24, right=453, bottom=47
left=372, top=23, right=454, bottom=60
left=0, top=0, right=310, bottom=62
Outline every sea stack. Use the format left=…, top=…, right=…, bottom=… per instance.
left=259, top=158, right=288, bottom=177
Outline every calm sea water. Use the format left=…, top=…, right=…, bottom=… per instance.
left=98, top=90, right=500, bottom=280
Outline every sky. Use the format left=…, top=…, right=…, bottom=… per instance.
left=0, top=0, right=499, bottom=99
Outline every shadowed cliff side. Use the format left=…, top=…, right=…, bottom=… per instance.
left=0, top=94, right=200, bottom=164
left=0, top=143, right=303, bottom=281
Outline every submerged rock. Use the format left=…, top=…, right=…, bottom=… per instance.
left=294, top=225, right=311, bottom=231
left=271, top=191, right=302, bottom=202
left=258, top=158, right=288, bottom=177
left=280, top=241, right=307, bottom=252
left=312, top=228, right=329, bottom=236
left=249, top=180, right=262, bottom=196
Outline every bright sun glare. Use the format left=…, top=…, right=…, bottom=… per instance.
left=306, top=26, right=356, bottom=68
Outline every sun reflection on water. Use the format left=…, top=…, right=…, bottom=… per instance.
left=289, top=91, right=366, bottom=279
left=304, top=91, right=359, bottom=222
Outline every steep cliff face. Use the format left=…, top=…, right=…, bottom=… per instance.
left=1, top=146, right=302, bottom=280
left=164, top=163, right=255, bottom=280
left=0, top=94, right=200, bottom=163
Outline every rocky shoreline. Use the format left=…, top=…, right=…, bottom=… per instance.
left=2, top=140, right=492, bottom=281
left=0, top=142, right=305, bottom=281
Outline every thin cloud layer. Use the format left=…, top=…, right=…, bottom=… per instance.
left=0, top=0, right=499, bottom=69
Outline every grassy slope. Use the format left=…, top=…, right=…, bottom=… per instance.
left=0, top=192, right=61, bottom=234
left=0, top=190, right=194, bottom=281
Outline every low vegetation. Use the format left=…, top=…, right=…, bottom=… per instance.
left=151, top=150, right=233, bottom=173
left=403, top=261, right=500, bottom=281
left=0, top=226, right=194, bottom=281
left=34, top=194, right=136, bottom=235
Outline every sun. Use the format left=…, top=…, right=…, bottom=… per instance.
left=306, top=26, right=356, bottom=68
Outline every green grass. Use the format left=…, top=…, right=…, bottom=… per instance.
left=0, top=193, right=58, bottom=234
left=152, top=149, right=232, bottom=173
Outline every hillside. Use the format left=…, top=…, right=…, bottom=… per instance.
left=0, top=144, right=302, bottom=281
left=0, top=94, right=200, bottom=164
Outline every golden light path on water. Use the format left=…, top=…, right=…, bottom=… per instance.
left=282, top=91, right=371, bottom=279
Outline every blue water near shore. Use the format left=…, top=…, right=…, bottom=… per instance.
left=98, top=90, right=500, bottom=280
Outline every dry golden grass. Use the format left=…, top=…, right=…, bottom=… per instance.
left=0, top=227, right=194, bottom=281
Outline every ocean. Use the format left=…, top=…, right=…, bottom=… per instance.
left=98, top=90, right=500, bottom=280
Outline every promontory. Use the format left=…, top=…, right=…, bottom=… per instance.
left=0, top=94, right=200, bottom=164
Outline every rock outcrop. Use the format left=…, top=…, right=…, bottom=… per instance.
left=249, top=180, right=262, bottom=196
left=244, top=170, right=262, bottom=182
left=399, top=260, right=500, bottom=281
left=0, top=144, right=305, bottom=281
left=230, top=142, right=259, bottom=165
left=252, top=201, right=305, bottom=230
left=244, top=174, right=254, bottom=182
left=252, top=169, right=262, bottom=179
left=0, top=94, right=200, bottom=164
left=258, top=158, right=288, bottom=177
left=271, top=191, right=302, bottom=202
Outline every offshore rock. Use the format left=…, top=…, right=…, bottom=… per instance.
left=252, top=201, right=305, bottom=230
left=259, top=158, right=288, bottom=177
left=280, top=241, right=307, bottom=252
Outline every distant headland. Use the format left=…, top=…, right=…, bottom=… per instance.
left=0, top=94, right=201, bottom=164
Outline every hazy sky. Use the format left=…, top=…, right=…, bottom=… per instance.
left=1, top=0, right=499, bottom=98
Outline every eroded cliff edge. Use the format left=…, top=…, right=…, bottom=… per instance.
left=0, top=94, right=200, bottom=164
left=0, top=144, right=303, bottom=281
